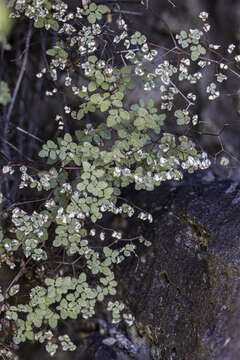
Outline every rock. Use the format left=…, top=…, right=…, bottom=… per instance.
left=116, top=178, right=240, bottom=360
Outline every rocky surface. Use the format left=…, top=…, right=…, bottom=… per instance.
left=114, top=176, right=240, bottom=360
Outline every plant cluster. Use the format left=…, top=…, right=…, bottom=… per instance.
left=0, top=0, right=240, bottom=357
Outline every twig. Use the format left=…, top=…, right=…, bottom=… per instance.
left=167, top=0, right=176, bottom=7
left=5, top=197, right=50, bottom=212
left=117, top=196, right=146, bottom=212
left=3, top=258, right=31, bottom=299
left=0, top=136, right=34, bottom=161
left=5, top=23, right=32, bottom=139
left=169, top=79, right=194, bottom=108
left=113, top=9, right=143, bottom=16
left=107, top=236, right=140, bottom=248
left=54, top=256, right=81, bottom=266
left=16, top=126, right=44, bottom=143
